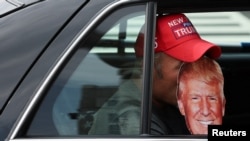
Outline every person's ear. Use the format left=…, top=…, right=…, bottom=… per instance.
left=177, top=99, right=185, bottom=116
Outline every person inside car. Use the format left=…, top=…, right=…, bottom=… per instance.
left=176, top=56, right=226, bottom=135
left=135, top=13, right=222, bottom=135
left=88, top=13, right=222, bottom=135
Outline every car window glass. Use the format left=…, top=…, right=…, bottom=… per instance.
left=23, top=5, right=145, bottom=137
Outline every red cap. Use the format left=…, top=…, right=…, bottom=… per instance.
left=135, top=13, right=221, bottom=62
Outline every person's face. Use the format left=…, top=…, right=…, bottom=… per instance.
left=178, top=78, right=225, bottom=134
left=152, top=53, right=183, bottom=107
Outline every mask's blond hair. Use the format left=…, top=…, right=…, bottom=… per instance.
left=177, top=56, right=224, bottom=98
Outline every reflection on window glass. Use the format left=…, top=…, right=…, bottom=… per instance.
left=87, top=15, right=144, bottom=135
left=25, top=5, right=145, bottom=137
left=186, top=12, right=250, bottom=45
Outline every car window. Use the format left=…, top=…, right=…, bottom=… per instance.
left=22, top=5, right=146, bottom=137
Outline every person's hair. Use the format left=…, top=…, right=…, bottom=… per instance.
left=177, top=56, right=224, bottom=98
